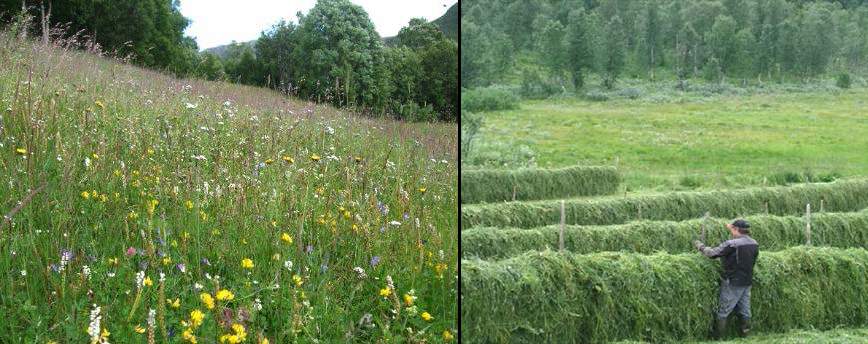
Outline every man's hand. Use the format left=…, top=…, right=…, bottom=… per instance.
left=693, top=240, right=704, bottom=251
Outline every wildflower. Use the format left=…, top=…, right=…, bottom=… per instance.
left=353, top=267, right=367, bottom=279
left=280, top=232, right=293, bottom=244
left=283, top=260, right=293, bottom=271
left=182, top=328, right=197, bottom=343
left=310, top=154, right=321, bottom=162
left=379, top=287, right=392, bottom=298
left=272, top=253, right=281, bottom=261
left=435, top=263, right=448, bottom=278
left=168, top=298, right=181, bottom=309
left=83, top=265, right=91, bottom=280
left=253, top=298, right=263, bottom=311
left=216, top=289, right=234, bottom=301
left=403, top=292, right=416, bottom=306
left=147, top=199, right=159, bottom=215
left=421, top=312, right=433, bottom=321
left=134, top=325, right=146, bottom=334
left=260, top=338, right=270, bottom=344
left=128, top=211, right=139, bottom=220
left=177, top=263, right=187, bottom=273
left=354, top=156, right=362, bottom=163
left=126, top=247, right=137, bottom=257
left=443, top=330, right=454, bottom=341
left=282, top=156, right=294, bottom=163
left=292, top=274, right=303, bottom=287
left=200, top=293, right=215, bottom=309
left=418, top=187, right=427, bottom=194
left=81, top=191, right=90, bottom=199
left=143, top=276, right=153, bottom=287
left=15, top=147, right=26, bottom=155
left=241, top=258, right=254, bottom=269
left=84, top=157, right=91, bottom=168
left=190, top=309, right=205, bottom=328
left=87, top=304, right=105, bottom=344
left=163, top=256, right=172, bottom=266
left=370, top=256, right=380, bottom=267
left=389, top=220, right=401, bottom=226
left=185, top=200, right=194, bottom=210
left=95, top=100, right=105, bottom=109
left=265, top=158, right=274, bottom=165
left=305, top=245, right=313, bottom=253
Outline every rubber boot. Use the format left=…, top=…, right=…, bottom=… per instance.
left=739, top=318, right=751, bottom=338
left=712, top=318, right=727, bottom=340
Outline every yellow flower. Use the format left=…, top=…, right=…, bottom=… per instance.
left=99, top=194, right=108, bottom=202
left=15, top=147, right=26, bottom=155
left=81, top=191, right=90, bottom=199
left=128, top=211, right=139, bottom=220
left=147, top=199, right=159, bottom=215
left=101, top=328, right=110, bottom=339
left=241, top=258, right=254, bottom=269
left=260, top=338, right=270, bottom=344
left=272, top=253, right=281, bottom=261
left=379, top=287, right=392, bottom=298
left=421, top=312, right=433, bottom=321
left=200, top=293, right=215, bottom=309
left=216, top=289, right=234, bottom=301
left=435, top=263, right=448, bottom=278
left=443, top=330, right=454, bottom=341
left=265, top=158, right=274, bottom=165
left=143, top=276, right=153, bottom=287
left=282, top=156, right=294, bottom=163
left=280, top=232, right=293, bottom=244
left=92, top=153, right=99, bottom=160
left=185, top=200, right=194, bottom=210
left=403, top=293, right=415, bottom=306
left=419, top=187, right=427, bottom=194
left=134, top=325, right=146, bottom=334
left=95, top=100, right=105, bottom=109
left=310, top=154, right=321, bottom=162
left=200, top=211, right=209, bottom=221
left=168, top=298, right=181, bottom=309
left=190, top=309, right=205, bottom=328
left=354, top=156, right=362, bottom=162
left=182, top=327, right=197, bottom=343
left=147, top=148, right=155, bottom=155
left=292, top=274, right=304, bottom=287
left=108, top=257, right=118, bottom=265
left=162, top=256, right=172, bottom=266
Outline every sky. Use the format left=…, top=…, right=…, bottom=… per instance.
left=179, top=0, right=458, bottom=50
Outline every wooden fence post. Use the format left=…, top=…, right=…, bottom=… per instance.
left=764, top=201, right=769, bottom=215
left=512, top=184, right=517, bottom=202
left=820, top=198, right=824, bottom=213
left=806, top=203, right=812, bottom=246
left=559, top=200, right=566, bottom=252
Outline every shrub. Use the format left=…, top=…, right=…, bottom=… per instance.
left=461, top=247, right=868, bottom=343
left=519, top=68, right=563, bottom=99
left=461, top=85, right=519, bottom=112
left=462, top=210, right=868, bottom=259
left=461, top=166, right=621, bottom=204
left=584, top=90, right=609, bottom=102
left=837, top=72, right=852, bottom=89
left=461, top=179, right=868, bottom=229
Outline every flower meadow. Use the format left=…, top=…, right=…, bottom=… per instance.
left=0, top=24, right=456, bottom=342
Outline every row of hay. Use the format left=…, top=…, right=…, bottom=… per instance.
left=613, top=327, right=868, bottom=344
left=461, top=247, right=868, bottom=343
left=462, top=210, right=868, bottom=259
left=461, top=179, right=868, bottom=229
left=460, top=165, right=621, bottom=204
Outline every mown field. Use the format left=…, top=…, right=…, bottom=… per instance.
left=0, top=24, right=456, bottom=343
left=471, top=88, right=868, bottom=191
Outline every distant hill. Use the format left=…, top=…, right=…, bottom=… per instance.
left=205, top=3, right=457, bottom=54
left=202, top=40, right=255, bottom=58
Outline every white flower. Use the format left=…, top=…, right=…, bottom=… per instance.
left=389, top=221, right=401, bottom=226
left=84, top=157, right=91, bottom=168
left=83, top=265, right=91, bottom=280
left=87, top=304, right=102, bottom=343
left=20, top=270, right=26, bottom=276
left=193, top=282, right=203, bottom=291
left=253, top=298, right=263, bottom=311
left=147, top=308, right=156, bottom=327
left=135, top=270, right=145, bottom=289
left=223, top=100, right=232, bottom=107
left=353, top=267, right=367, bottom=279
left=284, top=260, right=294, bottom=271
left=325, top=126, right=335, bottom=135
left=185, top=102, right=198, bottom=109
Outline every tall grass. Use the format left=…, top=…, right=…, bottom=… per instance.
left=0, top=19, right=456, bottom=342
left=461, top=165, right=620, bottom=204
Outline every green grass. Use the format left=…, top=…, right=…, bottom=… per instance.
left=474, top=90, right=868, bottom=191
left=0, top=28, right=456, bottom=342
left=615, top=327, right=868, bottom=343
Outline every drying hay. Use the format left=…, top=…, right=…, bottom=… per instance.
left=461, top=247, right=868, bottom=343
left=460, top=165, right=621, bottom=204
left=462, top=210, right=868, bottom=259
left=461, top=179, right=868, bottom=229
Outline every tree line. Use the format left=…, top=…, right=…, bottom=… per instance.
left=462, top=0, right=868, bottom=90
left=1, top=0, right=457, bottom=122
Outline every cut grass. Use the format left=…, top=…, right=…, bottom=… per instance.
left=461, top=179, right=868, bottom=229
left=462, top=210, right=868, bottom=259
left=460, top=165, right=620, bottom=204
left=461, top=247, right=868, bottom=343
left=615, top=327, right=868, bottom=343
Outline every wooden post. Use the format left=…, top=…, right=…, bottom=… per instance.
left=559, top=200, right=566, bottom=252
left=820, top=198, right=824, bottom=213
left=806, top=203, right=812, bottom=246
left=512, top=184, right=517, bottom=202
left=637, top=205, right=642, bottom=220
left=764, top=201, right=769, bottom=215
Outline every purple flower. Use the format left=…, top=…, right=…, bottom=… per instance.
left=377, top=201, right=389, bottom=216
left=306, top=245, right=313, bottom=254
left=49, top=263, right=59, bottom=273
left=200, top=258, right=211, bottom=266
left=403, top=212, right=410, bottom=220
left=379, top=226, right=385, bottom=233
left=176, top=263, right=186, bottom=273
left=370, top=256, right=380, bottom=267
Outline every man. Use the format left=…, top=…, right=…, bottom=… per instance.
left=693, top=219, right=759, bottom=339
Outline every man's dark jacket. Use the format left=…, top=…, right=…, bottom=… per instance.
left=699, top=235, right=759, bottom=286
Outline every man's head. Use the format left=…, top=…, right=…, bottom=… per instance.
left=726, top=219, right=751, bottom=237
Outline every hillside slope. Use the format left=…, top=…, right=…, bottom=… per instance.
left=0, top=27, right=456, bottom=342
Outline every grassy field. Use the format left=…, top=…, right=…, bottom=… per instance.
left=0, top=25, right=456, bottom=343
left=473, top=89, right=868, bottom=191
